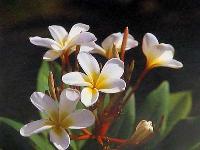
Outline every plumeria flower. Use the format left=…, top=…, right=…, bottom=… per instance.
left=142, top=33, right=183, bottom=69
left=91, top=32, right=138, bottom=58
left=30, top=23, right=97, bottom=61
left=62, top=52, right=126, bottom=107
left=20, top=88, right=95, bottom=150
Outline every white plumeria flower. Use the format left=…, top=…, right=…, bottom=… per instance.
left=62, top=52, right=126, bottom=107
left=29, top=23, right=97, bottom=61
left=142, top=33, right=183, bottom=69
left=20, top=88, right=95, bottom=150
left=91, top=32, right=138, bottom=58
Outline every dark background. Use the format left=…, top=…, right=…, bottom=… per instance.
left=0, top=0, right=199, bottom=149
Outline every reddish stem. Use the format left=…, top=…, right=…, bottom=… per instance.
left=120, top=27, right=129, bottom=62
left=81, top=128, right=92, bottom=135
left=102, top=137, right=127, bottom=144
left=122, top=67, right=149, bottom=106
left=99, top=121, right=111, bottom=136
left=72, top=134, right=127, bottom=144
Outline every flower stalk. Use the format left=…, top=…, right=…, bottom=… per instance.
left=120, top=27, right=129, bottom=61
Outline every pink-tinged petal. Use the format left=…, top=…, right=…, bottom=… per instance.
left=142, top=33, right=159, bottom=56
left=29, top=36, right=59, bottom=49
left=125, top=38, right=138, bottom=50
left=81, top=87, right=99, bottom=107
left=20, top=119, right=51, bottom=137
left=30, top=92, right=58, bottom=114
left=98, top=78, right=126, bottom=93
left=159, top=59, right=183, bottom=69
left=48, top=25, right=68, bottom=43
left=43, top=50, right=63, bottom=61
left=77, top=52, right=100, bottom=81
left=59, top=88, right=80, bottom=117
left=80, top=41, right=96, bottom=53
left=62, top=72, right=92, bottom=87
left=71, top=32, right=97, bottom=46
left=68, top=23, right=89, bottom=40
left=152, top=43, right=174, bottom=61
left=67, top=109, right=95, bottom=129
left=50, top=128, right=70, bottom=150
left=102, top=33, right=116, bottom=50
left=90, top=44, right=106, bottom=56
left=99, top=58, right=124, bottom=79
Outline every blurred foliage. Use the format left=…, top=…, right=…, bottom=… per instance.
left=0, top=117, right=54, bottom=150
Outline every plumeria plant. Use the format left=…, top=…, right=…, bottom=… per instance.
left=1, top=23, right=196, bottom=150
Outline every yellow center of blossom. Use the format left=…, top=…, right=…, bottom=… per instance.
left=45, top=110, right=74, bottom=131
left=146, top=52, right=164, bottom=69
left=87, top=72, right=109, bottom=90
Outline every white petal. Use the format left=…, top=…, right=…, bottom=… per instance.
left=81, top=87, right=99, bottom=107
left=68, top=23, right=89, bottom=40
left=62, top=72, right=92, bottom=86
left=152, top=43, right=174, bottom=61
left=102, top=33, right=117, bottom=50
left=77, top=52, right=100, bottom=81
left=98, top=78, right=126, bottom=93
left=59, top=88, right=80, bottom=117
left=71, top=32, right=97, bottom=46
left=50, top=128, right=70, bottom=150
left=125, top=38, right=138, bottom=50
left=90, top=44, right=106, bottom=56
left=29, top=36, right=60, bottom=49
left=112, top=33, right=138, bottom=51
left=67, top=109, right=95, bottom=129
left=30, top=92, right=58, bottom=114
left=43, top=50, right=63, bottom=61
left=48, top=25, right=68, bottom=43
left=159, top=59, right=183, bottom=69
left=142, top=33, right=159, bottom=56
left=80, top=41, right=96, bottom=52
left=20, top=119, right=51, bottom=137
left=99, top=58, right=124, bottom=79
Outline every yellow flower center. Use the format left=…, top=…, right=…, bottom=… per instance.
left=87, top=72, right=109, bottom=90
left=45, top=111, right=74, bottom=129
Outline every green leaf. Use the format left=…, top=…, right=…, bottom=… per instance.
left=160, top=117, right=200, bottom=150
left=136, top=81, right=170, bottom=147
left=37, top=61, right=61, bottom=92
left=108, top=88, right=135, bottom=139
left=0, top=117, right=54, bottom=150
left=137, top=81, right=169, bottom=134
left=165, top=91, right=192, bottom=136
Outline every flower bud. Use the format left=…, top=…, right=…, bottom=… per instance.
left=131, top=120, right=154, bottom=145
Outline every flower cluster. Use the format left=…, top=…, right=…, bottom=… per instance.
left=21, top=23, right=183, bottom=150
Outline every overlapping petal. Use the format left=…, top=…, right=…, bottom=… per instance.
left=81, top=87, right=99, bottom=107
left=30, top=92, right=58, bottom=114
left=62, top=72, right=92, bottom=87
left=70, top=32, right=97, bottom=46
left=77, top=52, right=100, bottom=81
left=68, top=23, right=89, bottom=40
left=67, top=109, right=95, bottom=129
left=48, top=25, right=68, bottom=43
left=99, top=58, right=124, bottom=79
left=50, top=128, right=70, bottom=150
left=80, top=41, right=96, bottom=52
left=20, top=119, right=51, bottom=137
left=142, top=33, right=159, bottom=56
left=102, top=33, right=117, bottom=50
left=43, top=50, right=63, bottom=61
left=59, top=88, right=80, bottom=118
left=98, top=78, right=126, bottom=93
